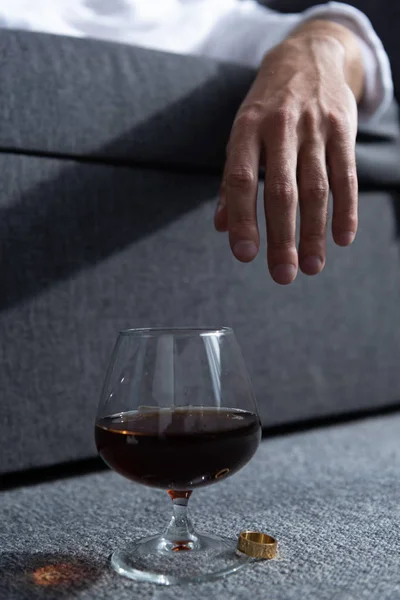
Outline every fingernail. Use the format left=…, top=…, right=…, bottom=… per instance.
left=302, top=256, right=323, bottom=275
left=272, top=264, right=297, bottom=285
left=233, top=241, right=258, bottom=262
left=216, top=203, right=225, bottom=214
left=336, top=231, right=355, bottom=246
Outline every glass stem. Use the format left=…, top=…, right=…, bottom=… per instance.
left=164, top=491, right=197, bottom=549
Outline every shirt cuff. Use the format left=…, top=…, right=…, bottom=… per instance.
left=301, top=2, right=393, bottom=125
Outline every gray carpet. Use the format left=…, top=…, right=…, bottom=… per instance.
left=1, top=414, right=400, bottom=599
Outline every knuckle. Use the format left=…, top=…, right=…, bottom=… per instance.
left=266, top=181, right=297, bottom=206
left=302, top=108, right=320, bottom=133
left=230, top=213, right=255, bottom=228
left=235, top=104, right=263, bottom=129
left=270, top=106, right=297, bottom=130
left=301, top=230, right=326, bottom=245
left=332, top=170, right=358, bottom=199
left=301, top=181, right=329, bottom=204
left=230, top=216, right=258, bottom=237
left=268, top=238, right=296, bottom=252
left=337, top=169, right=358, bottom=192
left=229, top=219, right=257, bottom=238
left=226, top=166, right=256, bottom=192
left=328, top=110, right=352, bottom=135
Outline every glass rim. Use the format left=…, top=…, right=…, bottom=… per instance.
left=119, top=327, right=233, bottom=337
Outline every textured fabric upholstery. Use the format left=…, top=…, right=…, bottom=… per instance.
left=1, top=25, right=400, bottom=600
left=1, top=150, right=400, bottom=474
left=1, top=414, right=399, bottom=599
left=0, top=29, right=399, bottom=475
left=0, top=30, right=252, bottom=171
left=0, top=29, right=398, bottom=185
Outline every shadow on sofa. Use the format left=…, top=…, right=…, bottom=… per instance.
left=0, top=57, right=244, bottom=313
left=1, top=102, right=399, bottom=314
left=0, top=27, right=399, bottom=315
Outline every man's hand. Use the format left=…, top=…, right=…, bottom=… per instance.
left=215, top=20, right=364, bottom=285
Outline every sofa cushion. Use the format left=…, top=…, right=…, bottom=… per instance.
left=0, top=28, right=399, bottom=476
left=1, top=151, right=400, bottom=474
left=0, top=28, right=398, bottom=187
left=1, top=413, right=399, bottom=599
left=0, top=29, right=253, bottom=171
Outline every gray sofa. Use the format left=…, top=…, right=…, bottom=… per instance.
left=1, top=2, right=400, bottom=597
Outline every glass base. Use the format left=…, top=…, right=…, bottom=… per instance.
left=110, top=532, right=252, bottom=585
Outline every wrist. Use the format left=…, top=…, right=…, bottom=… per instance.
left=286, top=19, right=364, bottom=103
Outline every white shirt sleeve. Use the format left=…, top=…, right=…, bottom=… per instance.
left=0, top=0, right=393, bottom=124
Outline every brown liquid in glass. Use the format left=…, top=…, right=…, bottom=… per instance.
left=95, top=408, right=261, bottom=491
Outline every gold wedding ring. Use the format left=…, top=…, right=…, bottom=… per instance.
left=237, top=530, right=278, bottom=559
